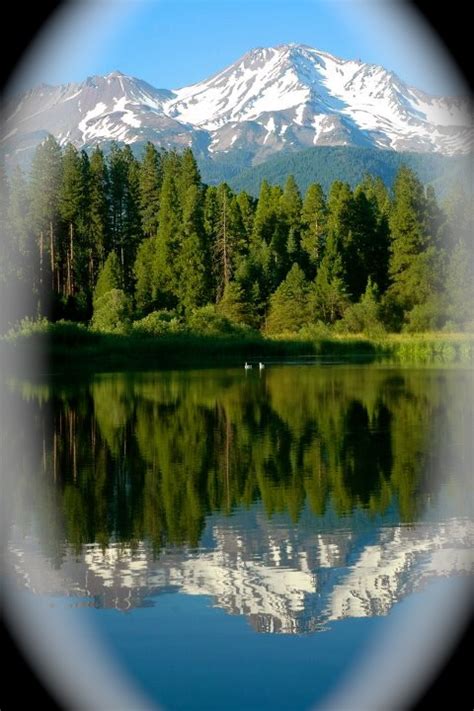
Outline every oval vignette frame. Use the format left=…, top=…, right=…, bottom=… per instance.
left=0, top=2, right=472, bottom=710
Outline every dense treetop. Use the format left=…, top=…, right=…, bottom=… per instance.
left=1, top=136, right=472, bottom=335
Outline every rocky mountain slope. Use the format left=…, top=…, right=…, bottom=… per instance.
left=3, top=44, right=472, bottom=167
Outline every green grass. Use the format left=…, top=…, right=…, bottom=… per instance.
left=2, top=320, right=473, bottom=374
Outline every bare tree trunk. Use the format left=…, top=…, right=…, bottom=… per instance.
left=39, top=232, right=43, bottom=285
left=50, top=221, right=55, bottom=292
left=70, top=222, right=74, bottom=295
left=89, top=249, right=94, bottom=292
left=39, top=231, right=44, bottom=314
left=66, top=248, right=71, bottom=297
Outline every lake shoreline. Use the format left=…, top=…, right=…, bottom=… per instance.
left=2, top=324, right=473, bottom=373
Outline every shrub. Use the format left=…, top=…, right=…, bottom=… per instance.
left=2, top=316, right=50, bottom=341
left=91, top=289, right=132, bottom=334
left=336, top=279, right=386, bottom=337
left=132, top=310, right=184, bottom=336
left=186, top=304, right=250, bottom=337
left=403, top=298, right=447, bottom=333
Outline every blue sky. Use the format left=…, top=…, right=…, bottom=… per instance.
left=12, top=0, right=465, bottom=96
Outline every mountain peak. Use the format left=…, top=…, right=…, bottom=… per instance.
left=3, top=43, right=471, bottom=166
left=106, top=69, right=125, bottom=78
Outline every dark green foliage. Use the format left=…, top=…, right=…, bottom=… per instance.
left=311, top=237, right=349, bottom=325
left=387, top=166, right=444, bottom=329
left=11, top=363, right=472, bottom=557
left=59, top=144, right=89, bottom=302
left=217, top=281, right=258, bottom=328
left=1, top=140, right=471, bottom=337
left=175, top=183, right=210, bottom=311
left=93, top=251, right=123, bottom=305
left=227, top=146, right=471, bottom=198
left=29, top=134, right=62, bottom=313
left=91, top=288, right=132, bottom=333
left=152, top=161, right=181, bottom=308
left=266, top=264, right=310, bottom=333
left=88, top=146, right=110, bottom=274
left=300, top=183, right=327, bottom=275
left=139, top=142, right=163, bottom=237
left=337, top=279, right=385, bottom=336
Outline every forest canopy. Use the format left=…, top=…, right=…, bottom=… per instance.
left=1, top=136, right=472, bottom=336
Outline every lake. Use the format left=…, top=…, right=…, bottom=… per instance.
left=3, top=363, right=473, bottom=709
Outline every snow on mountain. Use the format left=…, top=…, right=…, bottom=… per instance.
left=2, top=71, right=207, bottom=160
left=167, top=44, right=471, bottom=157
left=2, top=44, right=472, bottom=165
left=8, top=514, right=473, bottom=633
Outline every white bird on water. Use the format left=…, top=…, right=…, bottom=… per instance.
left=259, top=362, right=265, bottom=370
left=244, top=361, right=252, bottom=370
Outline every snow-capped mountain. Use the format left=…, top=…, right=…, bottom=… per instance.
left=3, top=44, right=472, bottom=165
left=3, top=71, right=210, bottom=159
left=8, top=513, right=473, bottom=633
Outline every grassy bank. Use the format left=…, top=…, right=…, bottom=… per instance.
left=2, top=320, right=474, bottom=373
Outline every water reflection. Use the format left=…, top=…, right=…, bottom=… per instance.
left=5, top=365, right=474, bottom=633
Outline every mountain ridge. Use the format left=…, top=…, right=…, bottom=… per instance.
left=3, top=43, right=472, bottom=168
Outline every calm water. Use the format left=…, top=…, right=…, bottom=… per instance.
left=4, top=364, right=473, bottom=709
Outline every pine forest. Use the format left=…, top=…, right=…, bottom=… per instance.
left=1, top=136, right=473, bottom=339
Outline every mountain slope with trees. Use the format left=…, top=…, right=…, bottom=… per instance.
left=222, top=146, right=472, bottom=197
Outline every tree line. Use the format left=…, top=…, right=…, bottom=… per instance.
left=1, top=135, right=472, bottom=335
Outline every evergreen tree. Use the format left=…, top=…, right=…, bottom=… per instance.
left=347, top=190, right=384, bottom=300
left=178, top=147, right=201, bottom=195
left=354, top=177, right=391, bottom=293
left=251, top=180, right=279, bottom=249
left=300, top=183, right=327, bottom=275
left=153, top=161, right=181, bottom=308
left=217, top=281, right=256, bottom=328
left=139, top=142, right=163, bottom=237
left=445, top=241, right=474, bottom=328
left=325, top=180, right=356, bottom=297
left=357, top=174, right=390, bottom=216
left=339, top=278, right=385, bottom=335
left=134, top=237, right=156, bottom=315
left=424, top=184, right=448, bottom=249
left=88, top=146, right=110, bottom=278
left=265, top=263, right=310, bottom=334
left=29, top=135, right=62, bottom=312
left=175, top=184, right=210, bottom=311
left=211, top=183, right=243, bottom=300
left=236, top=191, right=255, bottom=241
left=7, top=166, right=33, bottom=294
left=108, top=142, right=129, bottom=259
left=278, top=175, right=302, bottom=263
left=93, top=251, right=123, bottom=305
left=387, top=166, right=439, bottom=325
left=91, top=288, right=132, bottom=333
left=311, top=236, right=348, bottom=324
left=122, top=148, right=143, bottom=291
left=59, top=144, right=87, bottom=299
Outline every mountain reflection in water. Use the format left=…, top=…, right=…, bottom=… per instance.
left=6, top=366, right=474, bottom=635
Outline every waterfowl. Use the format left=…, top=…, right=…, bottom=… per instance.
left=244, top=361, right=252, bottom=370
left=259, top=362, right=265, bottom=370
